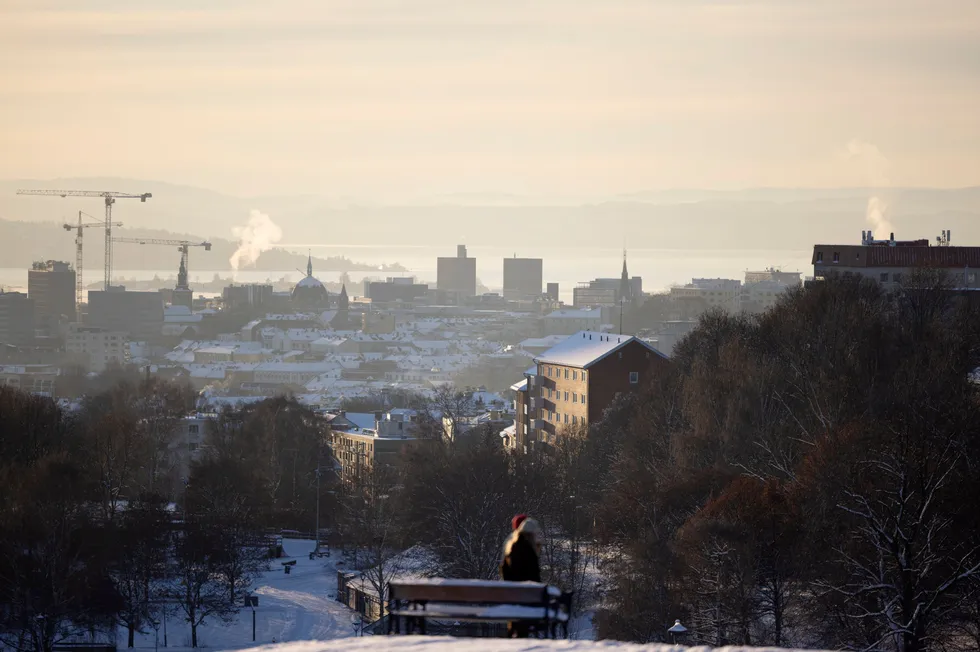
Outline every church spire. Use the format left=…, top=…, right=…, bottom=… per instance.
left=306, top=250, right=313, bottom=277
left=619, top=248, right=632, bottom=303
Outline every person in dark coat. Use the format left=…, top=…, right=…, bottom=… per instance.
left=500, top=517, right=541, bottom=582
left=500, top=517, right=543, bottom=637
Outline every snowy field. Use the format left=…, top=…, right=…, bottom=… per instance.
left=124, top=539, right=358, bottom=650
left=234, top=639, right=827, bottom=652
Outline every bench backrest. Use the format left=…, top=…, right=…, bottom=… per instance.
left=389, top=580, right=551, bottom=605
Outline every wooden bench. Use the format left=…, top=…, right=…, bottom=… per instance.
left=387, top=579, right=572, bottom=639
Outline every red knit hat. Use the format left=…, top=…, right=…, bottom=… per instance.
left=512, top=514, right=528, bottom=530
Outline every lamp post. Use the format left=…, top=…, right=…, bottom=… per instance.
left=668, top=619, right=687, bottom=645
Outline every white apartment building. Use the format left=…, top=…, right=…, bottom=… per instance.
left=66, top=324, right=129, bottom=372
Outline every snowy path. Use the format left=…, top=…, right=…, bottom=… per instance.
left=124, top=539, right=357, bottom=650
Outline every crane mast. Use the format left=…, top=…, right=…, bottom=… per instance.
left=17, top=189, right=152, bottom=290
left=63, top=211, right=122, bottom=311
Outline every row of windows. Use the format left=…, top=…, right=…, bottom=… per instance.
left=545, top=366, right=586, bottom=381
left=547, top=411, right=580, bottom=426
left=546, top=388, right=586, bottom=404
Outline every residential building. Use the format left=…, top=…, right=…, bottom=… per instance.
left=0, top=364, right=59, bottom=395
left=28, top=260, right=75, bottom=335
left=330, top=409, right=422, bottom=484
left=436, top=245, right=477, bottom=298
left=66, top=324, right=129, bottom=372
left=542, top=308, right=603, bottom=335
left=222, top=283, right=274, bottom=311
left=0, top=291, right=35, bottom=346
left=669, top=278, right=741, bottom=312
left=745, top=268, right=802, bottom=286
left=170, top=414, right=212, bottom=485
left=812, top=230, right=980, bottom=288
left=87, top=288, right=164, bottom=341
left=502, top=257, right=543, bottom=300
left=522, top=330, right=668, bottom=449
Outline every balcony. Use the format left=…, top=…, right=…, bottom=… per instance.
left=529, top=396, right=541, bottom=410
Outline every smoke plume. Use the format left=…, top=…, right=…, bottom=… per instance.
left=865, top=196, right=893, bottom=239
left=230, top=210, right=283, bottom=270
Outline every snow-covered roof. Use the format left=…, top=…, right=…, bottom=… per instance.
left=535, top=330, right=666, bottom=369
left=510, top=378, right=528, bottom=392
left=544, top=308, right=602, bottom=320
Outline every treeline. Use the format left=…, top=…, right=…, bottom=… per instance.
left=592, top=275, right=980, bottom=650
left=0, top=381, right=329, bottom=651
left=332, top=274, right=980, bottom=651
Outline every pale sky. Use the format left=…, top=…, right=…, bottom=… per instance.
left=1, top=0, right=978, bottom=199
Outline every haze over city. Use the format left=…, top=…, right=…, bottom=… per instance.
left=3, top=3, right=980, bottom=652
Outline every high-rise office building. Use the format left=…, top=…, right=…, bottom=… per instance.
left=28, top=260, right=75, bottom=335
left=436, top=245, right=477, bottom=298
left=502, top=257, right=543, bottom=300
left=0, top=291, right=35, bottom=346
left=87, top=288, right=164, bottom=341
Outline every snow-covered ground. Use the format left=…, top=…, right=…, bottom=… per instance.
left=232, top=639, right=827, bottom=652
left=124, top=539, right=358, bottom=650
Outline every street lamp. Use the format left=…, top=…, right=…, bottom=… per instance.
left=351, top=614, right=363, bottom=637
left=668, top=619, right=687, bottom=644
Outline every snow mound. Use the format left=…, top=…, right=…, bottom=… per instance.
left=240, top=638, right=828, bottom=652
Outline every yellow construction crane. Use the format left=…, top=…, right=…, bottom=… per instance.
left=63, top=211, right=123, bottom=311
left=111, top=238, right=212, bottom=289
left=16, top=188, right=152, bottom=290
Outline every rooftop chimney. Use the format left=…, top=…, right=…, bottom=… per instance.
left=457, top=244, right=467, bottom=258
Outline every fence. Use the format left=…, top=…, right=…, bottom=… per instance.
left=336, top=571, right=386, bottom=623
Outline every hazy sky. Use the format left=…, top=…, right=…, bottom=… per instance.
left=2, top=0, right=978, bottom=198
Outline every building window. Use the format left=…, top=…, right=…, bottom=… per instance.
left=572, top=415, right=578, bottom=425
left=880, top=272, right=889, bottom=282
left=564, top=391, right=569, bottom=401
left=816, top=252, right=823, bottom=263
left=572, top=370, right=577, bottom=380
left=894, top=273, right=903, bottom=283
left=564, top=413, right=568, bottom=424
left=564, top=368, right=569, bottom=379
left=581, top=393, right=586, bottom=403
left=572, top=392, right=577, bottom=403
left=188, top=424, right=199, bottom=434
left=582, top=371, right=587, bottom=382
left=832, top=252, right=840, bottom=263
left=629, top=372, right=639, bottom=384
left=188, top=442, right=199, bottom=452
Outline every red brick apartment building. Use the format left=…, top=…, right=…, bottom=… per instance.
left=812, top=230, right=980, bottom=288
left=508, top=330, right=668, bottom=453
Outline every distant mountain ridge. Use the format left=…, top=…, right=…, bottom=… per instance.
left=2, top=178, right=978, bottom=256
left=0, top=218, right=406, bottom=273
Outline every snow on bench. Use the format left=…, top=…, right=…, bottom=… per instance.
left=388, top=579, right=571, bottom=638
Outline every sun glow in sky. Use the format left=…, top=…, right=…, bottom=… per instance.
left=2, top=0, right=978, bottom=198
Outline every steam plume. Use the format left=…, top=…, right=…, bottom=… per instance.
left=865, top=196, right=893, bottom=238
left=230, top=210, right=283, bottom=270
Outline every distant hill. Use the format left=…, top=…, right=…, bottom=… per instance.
left=2, top=178, right=978, bottom=253
left=0, top=218, right=407, bottom=273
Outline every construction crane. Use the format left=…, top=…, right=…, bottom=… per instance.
left=16, top=189, right=152, bottom=290
left=111, top=238, right=212, bottom=288
left=63, top=211, right=123, bottom=311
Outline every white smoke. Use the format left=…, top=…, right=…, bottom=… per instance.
left=865, top=196, right=893, bottom=239
left=230, top=210, right=283, bottom=270
left=846, top=139, right=894, bottom=238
